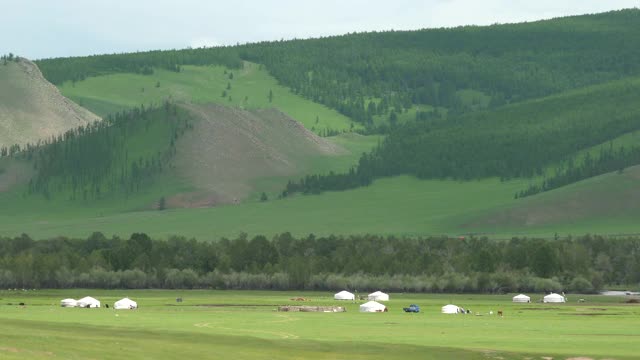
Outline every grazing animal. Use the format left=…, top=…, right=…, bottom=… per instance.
left=497, top=310, right=503, bottom=317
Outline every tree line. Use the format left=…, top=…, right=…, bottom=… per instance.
left=516, top=144, right=640, bottom=198
left=36, top=48, right=242, bottom=85
left=0, top=232, right=637, bottom=293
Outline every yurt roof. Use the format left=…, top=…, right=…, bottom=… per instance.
left=544, top=293, right=564, bottom=299
left=360, top=301, right=385, bottom=309
left=78, top=296, right=99, bottom=302
left=441, top=304, right=460, bottom=313
left=368, top=291, right=387, bottom=296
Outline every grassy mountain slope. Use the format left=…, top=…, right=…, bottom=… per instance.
left=465, top=164, right=640, bottom=235
left=0, top=58, right=99, bottom=147
left=3, top=164, right=640, bottom=240
left=59, top=62, right=358, bottom=135
left=0, top=176, right=529, bottom=239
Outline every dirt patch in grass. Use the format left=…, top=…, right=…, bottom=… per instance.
left=519, top=307, right=561, bottom=311
left=171, top=303, right=282, bottom=307
left=625, top=298, right=639, bottom=303
left=171, top=103, right=346, bottom=206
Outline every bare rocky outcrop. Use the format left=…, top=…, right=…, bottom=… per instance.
left=0, top=58, right=100, bottom=147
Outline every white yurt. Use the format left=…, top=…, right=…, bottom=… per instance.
left=512, top=294, right=531, bottom=303
left=334, top=290, right=355, bottom=300
left=60, top=298, right=78, bottom=307
left=367, top=291, right=389, bottom=301
left=359, top=301, right=387, bottom=313
left=76, top=296, right=101, bottom=308
left=114, top=298, right=138, bottom=310
left=543, top=293, right=566, bottom=303
left=441, top=304, right=461, bottom=314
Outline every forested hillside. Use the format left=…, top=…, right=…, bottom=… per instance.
left=3, top=9, right=639, bottom=239
left=37, top=10, right=640, bottom=126
left=284, top=78, right=640, bottom=196
left=1, top=102, right=191, bottom=202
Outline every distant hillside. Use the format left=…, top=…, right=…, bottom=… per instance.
left=0, top=58, right=99, bottom=148
left=37, top=9, right=640, bottom=125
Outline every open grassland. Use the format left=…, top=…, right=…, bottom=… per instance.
left=0, top=176, right=530, bottom=240
left=59, top=62, right=358, bottom=134
left=3, top=169, right=640, bottom=240
left=2, top=165, right=640, bottom=240
left=0, top=290, right=638, bottom=359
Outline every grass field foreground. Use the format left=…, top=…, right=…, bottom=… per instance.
left=0, top=290, right=637, bottom=359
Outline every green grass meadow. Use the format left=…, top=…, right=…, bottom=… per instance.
left=0, top=176, right=530, bottom=240
left=60, top=62, right=359, bottom=134
left=2, top=168, right=640, bottom=240
left=0, top=289, right=637, bottom=359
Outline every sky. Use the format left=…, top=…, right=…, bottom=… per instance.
left=0, top=0, right=638, bottom=59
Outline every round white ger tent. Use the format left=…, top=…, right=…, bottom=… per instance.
left=367, top=291, right=389, bottom=301
left=76, top=296, right=101, bottom=308
left=543, top=293, right=566, bottom=303
left=441, top=304, right=461, bottom=314
left=60, top=298, right=77, bottom=307
left=359, top=301, right=387, bottom=313
left=512, top=294, right=531, bottom=303
left=114, top=298, right=138, bottom=310
left=334, top=290, right=355, bottom=300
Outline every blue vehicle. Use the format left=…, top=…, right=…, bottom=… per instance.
left=403, top=304, right=420, bottom=313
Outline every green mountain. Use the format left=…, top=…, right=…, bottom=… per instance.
left=2, top=9, right=640, bottom=239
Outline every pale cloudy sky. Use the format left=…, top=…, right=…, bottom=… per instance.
left=0, top=0, right=638, bottom=59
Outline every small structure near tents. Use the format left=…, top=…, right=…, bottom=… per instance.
left=334, top=290, right=355, bottom=300
left=77, top=296, right=101, bottom=308
left=512, top=294, right=531, bottom=303
left=543, top=293, right=566, bottom=303
left=60, top=298, right=78, bottom=308
left=114, top=298, right=137, bottom=310
left=359, top=301, right=387, bottom=313
left=278, top=306, right=345, bottom=312
left=441, top=304, right=461, bottom=314
left=367, top=291, right=389, bottom=301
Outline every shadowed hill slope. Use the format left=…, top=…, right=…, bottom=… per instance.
left=0, top=58, right=100, bottom=147
left=464, top=164, right=640, bottom=234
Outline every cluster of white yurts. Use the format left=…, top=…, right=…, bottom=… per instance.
left=333, top=290, right=391, bottom=312
left=60, top=296, right=138, bottom=309
left=333, top=290, right=568, bottom=314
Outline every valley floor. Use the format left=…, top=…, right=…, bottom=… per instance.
left=0, top=290, right=638, bottom=360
